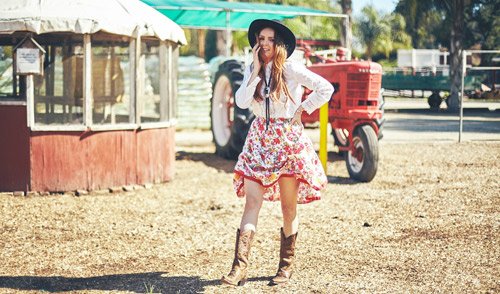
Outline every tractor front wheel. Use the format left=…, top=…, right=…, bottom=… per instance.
left=345, top=125, right=379, bottom=182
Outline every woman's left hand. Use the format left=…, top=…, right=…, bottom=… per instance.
left=291, top=106, right=304, bottom=126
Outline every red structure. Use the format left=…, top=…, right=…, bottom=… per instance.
left=0, top=105, right=30, bottom=191
left=0, top=0, right=186, bottom=193
left=0, top=105, right=175, bottom=192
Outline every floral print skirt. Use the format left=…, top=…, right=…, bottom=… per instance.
left=233, top=117, right=327, bottom=204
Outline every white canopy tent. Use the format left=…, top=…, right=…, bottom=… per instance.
left=0, top=0, right=187, bottom=130
left=0, top=0, right=187, bottom=44
left=0, top=0, right=188, bottom=193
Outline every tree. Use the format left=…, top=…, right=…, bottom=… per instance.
left=339, top=0, right=352, bottom=48
left=375, top=13, right=412, bottom=58
left=356, top=6, right=410, bottom=60
left=414, top=10, right=443, bottom=48
left=464, top=0, right=500, bottom=52
left=396, top=0, right=499, bottom=111
left=356, top=6, right=388, bottom=60
left=442, top=0, right=468, bottom=111
left=395, top=0, right=437, bottom=48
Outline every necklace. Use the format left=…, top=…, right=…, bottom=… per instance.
left=263, top=69, right=272, bottom=131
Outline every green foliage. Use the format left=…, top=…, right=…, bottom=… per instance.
left=414, top=10, right=443, bottom=48
left=231, top=31, right=248, bottom=56
left=464, top=0, right=499, bottom=50
left=284, top=16, right=341, bottom=40
left=179, top=29, right=198, bottom=56
left=355, top=6, right=411, bottom=59
left=395, top=0, right=437, bottom=48
left=356, top=6, right=388, bottom=58
left=396, top=0, right=499, bottom=50
left=229, top=0, right=343, bottom=52
left=376, top=58, right=398, bottom=70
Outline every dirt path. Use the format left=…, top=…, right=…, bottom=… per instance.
left=1, top=139, right=499, bottom=293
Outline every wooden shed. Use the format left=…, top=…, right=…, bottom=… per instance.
left=0, top=0, right=187, bottom=193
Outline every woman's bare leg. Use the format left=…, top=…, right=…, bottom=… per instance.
left=222, top=179, right=263, bottom=286
left=278, top=177, right=299, bottom=237
left=240, top=179, right=265, bottom=232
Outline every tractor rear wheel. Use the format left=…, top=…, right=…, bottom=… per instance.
left=211, top=60, right=254, bottom=159
left=345, top=125, right=378, bottom=182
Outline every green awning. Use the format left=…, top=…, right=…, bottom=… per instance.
left=141, top=0, right=346, bottom=30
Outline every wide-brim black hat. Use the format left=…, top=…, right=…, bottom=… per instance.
left=248, top=19, right=296, bottom=58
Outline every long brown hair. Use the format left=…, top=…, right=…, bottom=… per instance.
left=254, top=30, right=294, bottom=104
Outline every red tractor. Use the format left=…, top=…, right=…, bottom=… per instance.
left=211, top=40, right=384, bottom=182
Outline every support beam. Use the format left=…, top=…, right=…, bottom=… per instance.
left=159, top=41, right=168, bottom=121
left=459, top=50, right=466, bottom=143
left=83, top=34, right=92, bottom=127
left=26, top=75, right=34, bottom=127
left=225, top=10, right=232, bottom=56
left=129, top=38, right=137, bottom=124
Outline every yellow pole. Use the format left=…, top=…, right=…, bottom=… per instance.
left=319, top=103, right=328, bottom=173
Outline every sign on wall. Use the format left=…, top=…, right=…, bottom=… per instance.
left=16, top=48, right=42, bottom=75
left=14, top=35, right=45, bottom=75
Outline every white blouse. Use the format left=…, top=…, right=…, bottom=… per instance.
left=235, top=61, right=334, bottom=118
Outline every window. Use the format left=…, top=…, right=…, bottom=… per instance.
left=33, top=35, right=84, bottom=125
left=1, top=32, right=179, bottom=129
left=0, top=46, right=19, bottom=99
left=0, top=44, right=26, bottom=101
left=92, top=36, right=132, bottom=124
left=139, top=39, right=163, bottom=123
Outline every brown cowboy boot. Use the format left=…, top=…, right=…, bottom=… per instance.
left=221, top=229, right=255, bottom=286
left=271, top=228, right=298, bottom=285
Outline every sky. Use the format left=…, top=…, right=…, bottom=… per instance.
left=351, top=0, right=398, bottom=16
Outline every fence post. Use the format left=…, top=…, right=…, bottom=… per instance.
left=459, top=50, right=466, bottom=143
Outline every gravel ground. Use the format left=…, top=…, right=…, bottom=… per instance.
left=1, top=110, right=499, bottom=293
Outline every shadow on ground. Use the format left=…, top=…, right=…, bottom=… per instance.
left=0, top=273, right=277, bottom=293
left=176, top=150, right=347, bottom=177
left=176, top=151, right=236, bottom=173
left=384, top=108, right=500, bottom=133
left=385, top=117, right=500, bottom=134
left=0, top=272, right=224, bottom=293
left=385, top=108, right=500, bottom=115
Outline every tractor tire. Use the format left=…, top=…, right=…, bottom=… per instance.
left=428, top=92, right=442, bottom=109
left=345, top=125, right=379, bottom=182
left=332, top=128, right=348, bottom=155
left=332, top=128, right=349, bottom=147
left=211, top=60, right=254, bottom=159
left=377, top=93, right=385, bottom=140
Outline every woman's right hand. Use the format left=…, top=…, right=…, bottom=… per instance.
left=252, top=42, right=261, bottom=73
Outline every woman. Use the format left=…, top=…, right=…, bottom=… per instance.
left=221, top=19, right=334, bottom=286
